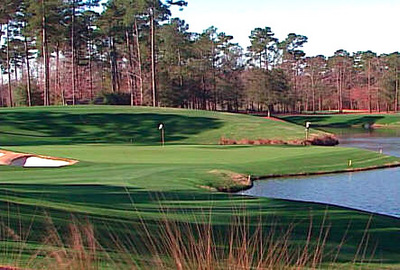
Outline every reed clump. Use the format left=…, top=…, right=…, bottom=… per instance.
left=0, top=206, right=377, bottom=270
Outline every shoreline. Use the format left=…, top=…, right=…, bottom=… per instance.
left=222, top=161, right=400, bottom=193
left=241, top=195, right=400, bottom=220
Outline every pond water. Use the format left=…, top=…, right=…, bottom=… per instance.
left=240, top=129, right=400, bottom=218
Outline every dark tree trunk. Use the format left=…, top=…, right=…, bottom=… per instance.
left=71, top=0, right=76, bottom=105
left=134, top=19, right=143, bottom=105
left=6, top=22, right=13, bottom=107
left=56, top=45, right=64, bottom=105
left=126, top=29, right=135, bottom=106
left=88, top=40, right=94, bottom=101
left=150, top=8, right=157, bottom=107
left=109, top=36, right=117, bottom=92
left=42, top=4, right=50, bottom=106
left=368, top=60, right=372, bottom=112
left=24, top=35, right=32, bottom=106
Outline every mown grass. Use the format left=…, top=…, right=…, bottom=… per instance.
left=3, top=144, right=399, bottom=191
left=0, top=106, right=324, bottom=146
left=280, top=113, right=400, bottom=129
left=0, top=106, right=400, bottom=268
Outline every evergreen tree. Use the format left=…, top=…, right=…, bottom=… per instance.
left=247, top=27, right=278, bottom=70
left=382, top=53, right=400, bottom=111
left=26, top=0, right=64, bottom=105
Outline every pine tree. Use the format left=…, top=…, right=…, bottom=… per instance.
left=0, top=0, right=22, bottom=107
left=26, top=0, right=64, bottom=106
left=247, top=27, right=278, bottom=70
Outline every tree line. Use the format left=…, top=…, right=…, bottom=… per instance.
left=1, top=0, right=400, bottom=113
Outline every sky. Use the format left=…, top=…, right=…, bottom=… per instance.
left=170, top=0, right=400, bottom=57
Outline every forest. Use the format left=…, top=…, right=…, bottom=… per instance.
left=1, top=0, right=400, bottom=113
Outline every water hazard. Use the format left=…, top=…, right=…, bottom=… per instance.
left=240, top=129, right=400, bottom=218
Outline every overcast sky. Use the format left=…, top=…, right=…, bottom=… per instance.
left=170, top=0, right=400, bottom=56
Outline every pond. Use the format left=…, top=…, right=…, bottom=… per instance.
left=240, top=129, right=400, bottom=218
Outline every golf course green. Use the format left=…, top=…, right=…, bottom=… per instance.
left=1, top=106, right=400, bottom=269
left=280, top=113, right=400, bottom=129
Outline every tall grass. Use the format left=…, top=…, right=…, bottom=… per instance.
left=0, top=203, right=379, bottom=270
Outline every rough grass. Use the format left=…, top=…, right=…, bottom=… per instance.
left=1, top=207, right=390, bottom=269
left=0, top=106, right=400, bottom=268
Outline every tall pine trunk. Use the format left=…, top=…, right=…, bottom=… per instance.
left=42, top=1, right=50, bottom=106
left=56, top=44, right=64, bottom=105
left=113, top=39, right=120, bottom=92
left=24, top=35, right=32, bottom=106
left=126, top=29, right=135, bottom=106
left=211, top=39, right=217, bottom=110
left=368, top=60, right=372, bottom=112
left=150, top=8, right=157, bottom=107
left=71, top=0, right=76, bottom=105
left=6, top=22, right=13, bottom=107
left=310, top=70, right=315, bottom=113
left=88, top=39, right=94, bottom=101
left=109, top=36, right=115, bottom=92
left=6, top=21, right=14, bottom=107
left=134, top=19, right=143, bottom=105
left=337, top=67, right=342, bottom=113
left=109, top=36, right=119, bottom=92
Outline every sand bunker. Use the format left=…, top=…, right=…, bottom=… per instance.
left=0, top=150, right=77, bottom=168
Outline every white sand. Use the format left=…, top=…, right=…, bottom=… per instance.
left=11, top=156, right=70, bottom=168
left=23, top=157, right=70, bottom=167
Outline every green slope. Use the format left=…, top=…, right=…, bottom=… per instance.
left=0, top=105, right=324, bottom=146
left=280, top=113, right=400, bottom=128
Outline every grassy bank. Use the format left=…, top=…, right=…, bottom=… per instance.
left=0, top=106, right=324, bottom=146
left=280, top=113, right=400, bottom=129
left=0, top=106, right=400, bottom=268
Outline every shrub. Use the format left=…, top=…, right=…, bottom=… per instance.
left=97, top=92, right=131, bottom=105
left=13, top=83, right=43, bottom=106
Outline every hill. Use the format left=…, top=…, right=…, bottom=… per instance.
left=0, top=106, right=324, bottom=146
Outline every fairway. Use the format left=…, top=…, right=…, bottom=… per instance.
left=3, top=144, right=399, bottom=194
left=0, top=106, right=400, bottom=268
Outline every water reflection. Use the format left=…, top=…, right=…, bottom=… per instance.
left=241, top=128, right=400, bottom=218
left=338, top=129, right=400, bottom=158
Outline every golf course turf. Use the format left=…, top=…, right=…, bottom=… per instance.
left=0, top=106, right=400, bottom=268
left=279, top=113, right=400, bottom=129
